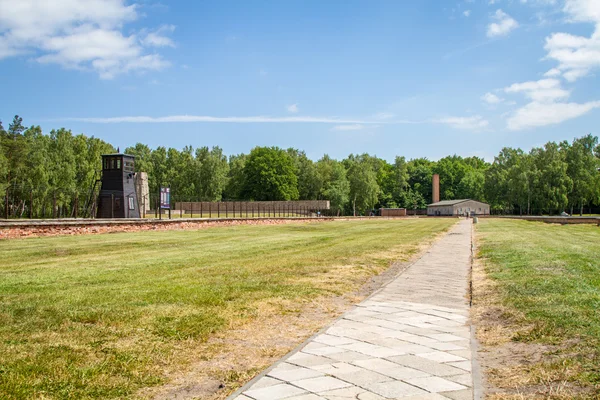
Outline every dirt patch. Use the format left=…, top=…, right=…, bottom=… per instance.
left=138, top=225, right=447, bottom=400
left=471, top=238, right=595, bottom=400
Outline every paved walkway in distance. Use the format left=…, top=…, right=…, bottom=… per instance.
left=231, top=219, right=474, bottom=400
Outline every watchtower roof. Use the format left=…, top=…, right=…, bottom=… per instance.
left=101, top=153, right=135, bottom=158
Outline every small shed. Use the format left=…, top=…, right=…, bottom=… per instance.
left=427, top=199, right=489, bottom=216
left=380, top=208, right=407, bottom=217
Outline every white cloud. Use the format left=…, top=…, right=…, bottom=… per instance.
left=436, top=116, right=489, bottom=130
left=286, top=103, right=299, bottom=113
left=0, top=0, right=173, bottom=79
left=487, top=9, right=519, bottom=38
left=544, top=30, right=600, bottom=82
left=540, top=0, right=600, bottom=82
left=504, top=78, right=570, bottom=102
left=507, top=101, right=600, bottom=130
left=563, top=0, right=600, bottom=23
left=481, top=92, right=503, bottom=104
left=463, top=10, right=472, bottom=17
left=543, top=68, right=562, bottom=77
left=331, top=124, right=365, bottom=131
left=141, top=24, right=175, bottom=47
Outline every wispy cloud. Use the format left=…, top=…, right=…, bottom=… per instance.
left=59, top=114, right=488, bottom=130
left=287, top=104, right=299, bottom=113
left=507, top=101, right=600, bottom=130
left=436, top=116, right=489, bottom=130
left=481, top=92, right=504, bottom=104
left=60, top=115, right=393, bottom=124
left=140, top=24, right=176, bottom=47
left=330, top=124, right=366, bottom=131
left=504, top=78, right=570, bottom=102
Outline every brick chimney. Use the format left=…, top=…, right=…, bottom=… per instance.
left=432, top=174, right=440, bottom=204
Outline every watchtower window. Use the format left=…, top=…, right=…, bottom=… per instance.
left=124, top=161, right=134, bottom=173
left=116, top=159, right=121, bottom=169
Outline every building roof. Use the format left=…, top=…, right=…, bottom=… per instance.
left=428, top=199, right=488, bottom=207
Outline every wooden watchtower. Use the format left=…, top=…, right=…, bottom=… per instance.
left=96, top=154, right=140, bottom=218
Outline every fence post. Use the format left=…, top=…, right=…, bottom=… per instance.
left=74, top=193, right=78, bottom=219
left=233, top=202, right=235, bottom=218
left=53, top=192, right=57, bottom=219
left=4, top=189, right=8, bottom=219
left=30, top=191, right=33, bottom=219
left=218, top=202, right=220, bottom=218
left=111, top=194, right=114, bottom=219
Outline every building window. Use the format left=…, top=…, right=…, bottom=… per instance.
left=128, top=197, right=135, bottom=210
left=116, top=159, right=121, bottom=169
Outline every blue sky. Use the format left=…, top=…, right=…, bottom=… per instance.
left=0, top=0, right=599, bottom=162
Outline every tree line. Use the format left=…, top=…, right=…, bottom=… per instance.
left=1, top=115, right=599, bottom=217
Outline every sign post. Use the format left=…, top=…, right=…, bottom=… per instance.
left=160, top=187, right=171, bottom=220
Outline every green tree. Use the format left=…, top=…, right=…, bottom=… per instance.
left=149, top=147, right=168, bottom=196
left=23, top=126, right=50, bottom=213
left=47, top=128, right=76, bottom=214
left=317, top=155, right=349, bottom=214
left=564, top=135, right=600, bottom=215
left=223, top=154, right=247, bottom=200
left=391, top=156, right=410, bottom=206
left=531, top=142, right=572, bottom=214
left=484, top=148, right=532, bottom=213
left=346, top=158, right=379, bottom=216
left=1, top=115, right=27, bottom=190
left=242, top=147, right=299, bottom=201
left=0, top=120, right=7, bottom=194
left=407, top=158, right=434, bottom=205
left=195, top=146, right=229, bottom=201
left=287, top=149, right=321, bottom=200
left=125, top=143, right=154, bottom=177
left=405, top=189, right=427, bottom=211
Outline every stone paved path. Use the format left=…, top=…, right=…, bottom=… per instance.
left=230, top=219, right=474, bottom=400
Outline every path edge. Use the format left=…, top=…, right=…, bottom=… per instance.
left=470, top=221, right=484, bottom=400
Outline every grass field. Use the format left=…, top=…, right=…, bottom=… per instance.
left=0, top=218, right=455, bottom=399
left=475, top=219, right=600, bottom=398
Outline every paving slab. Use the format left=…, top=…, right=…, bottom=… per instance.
left=231, top=220, right=475, bottom=400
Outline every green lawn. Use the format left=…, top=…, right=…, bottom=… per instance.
left=476, top=219, right=600, bottom=396
left=0, top=219, right=454, bottom=399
